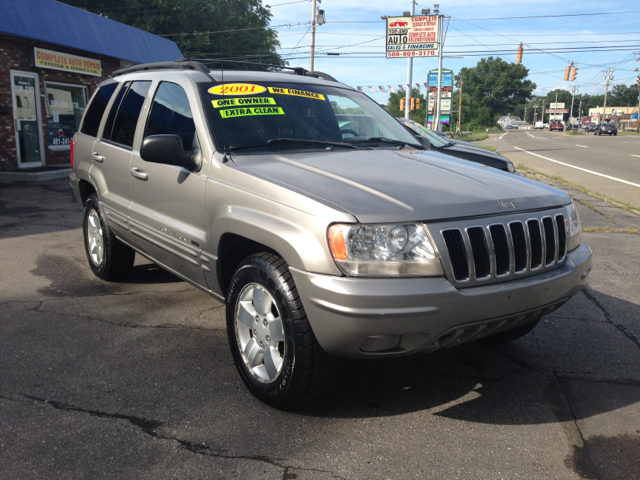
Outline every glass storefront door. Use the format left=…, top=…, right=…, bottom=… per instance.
left=11, top=71, right=45, bottom=168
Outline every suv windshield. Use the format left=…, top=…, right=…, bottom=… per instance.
left=199, top=82, right=423, bottom=152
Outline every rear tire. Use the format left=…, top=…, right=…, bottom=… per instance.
left=83, top=193, right=135, bottom=281
left=484, top=319, right=540, bottom=343
left=226, top=253, right=335, bottom=409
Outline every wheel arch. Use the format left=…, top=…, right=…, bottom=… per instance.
left=78, top=179, right=97, bottom=205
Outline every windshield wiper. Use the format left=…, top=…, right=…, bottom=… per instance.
left=345, top=137, right=423, bottom=149
left=229, top=138, right=358, bottom=151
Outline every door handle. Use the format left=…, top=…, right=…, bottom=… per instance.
left=130, top=167, right=149, bottom=181
left=92, top=152, right=104, bottom=162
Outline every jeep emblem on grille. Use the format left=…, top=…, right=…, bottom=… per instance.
left=497, top=200, right=517, bottom=209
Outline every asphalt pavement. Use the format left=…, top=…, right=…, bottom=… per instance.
left=481, top=130, right=640, bottom=210
left=1, top=179, right=640, bottom=479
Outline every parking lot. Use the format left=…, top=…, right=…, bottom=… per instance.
left=1, top=178, right=640, bottom=479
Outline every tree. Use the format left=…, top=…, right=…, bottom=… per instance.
left=457, top=57, right=536, bottom=128
left=386, top=88, right=426, bottom=124
left=59, top=0, right=283, bottom=69
left=610, top=84, right=640, bottom=107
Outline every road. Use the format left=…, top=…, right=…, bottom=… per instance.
left=482, top=130, right=640, bottom=209
left=1, top=179, right=640, bottom=479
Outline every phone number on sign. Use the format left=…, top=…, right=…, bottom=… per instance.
left=386, top=51, right=436, bottom=58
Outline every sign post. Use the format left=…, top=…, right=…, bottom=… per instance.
left=427, top=68, right=452, bottom=126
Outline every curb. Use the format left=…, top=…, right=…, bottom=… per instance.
left=0, top=168, right=72, bottom=183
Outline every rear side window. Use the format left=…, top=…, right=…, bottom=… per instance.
left=104, top=81, right=151, bottom=148
left=80, top=83, right=117, bottom=137
left=102, top=82, right=129, bottom=140
left=144, top=82, right=195, bottom=150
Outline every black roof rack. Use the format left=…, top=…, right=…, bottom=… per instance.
left=111, top=57, right=338, bottom=83
left=112, top=58, right=212, bottom=77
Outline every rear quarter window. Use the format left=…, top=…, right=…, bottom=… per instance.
left=80, top=83, right=118, bottom=137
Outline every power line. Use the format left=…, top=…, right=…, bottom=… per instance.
left=159, top=22, right=310, bottom=36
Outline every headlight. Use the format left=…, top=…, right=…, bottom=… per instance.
left=564, top=203, right=582, bottom=251
left=328, top=223, right=443, bottom=277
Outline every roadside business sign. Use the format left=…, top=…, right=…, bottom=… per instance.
left=549, top=103, right=565, bottom=109
left=547, top=109, right=568, bottom=113
left=427, top=69, right=453, bottom=114
left=428, top=114, right=450, bottom=124
left=386, top=15, right=439, bottom=58
left=34, top=47, right=101, bottom=76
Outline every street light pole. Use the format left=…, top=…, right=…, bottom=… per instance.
left=404, top=0, right=416, bottom=119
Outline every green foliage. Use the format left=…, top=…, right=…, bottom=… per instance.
left=456, top=57, right=536, bottom=128
left=59, top=0, right=283, bottom=69
left=386, top=88, right=427, bottom=124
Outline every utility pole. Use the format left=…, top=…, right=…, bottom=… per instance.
left=524, top=106, right=527, bottom=125
left=533, top=104, right=538, bottom=123
left=404, top=0, right=416, bottom=119
left=455, top=75, right=463, bottom=136
left=602, top=69, right=613, bottom=122
left=541, top=99, right=546, bottom=125
left=570, top=86, right=578, bottom=127
left=310, top=0, right=317, bottom=71
left=434, top=8, right=444, bottom=130
left=578, top=100, right=582, bottom=128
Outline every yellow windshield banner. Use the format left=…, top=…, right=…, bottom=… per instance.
left=220, top=106, right=285, bottom=118
left=267, top=87, right=325, bottom=101
left=212, top=97, right=276, bottom=108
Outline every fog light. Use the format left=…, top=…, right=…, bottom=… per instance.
left=360, top=335, right=401, bottom=352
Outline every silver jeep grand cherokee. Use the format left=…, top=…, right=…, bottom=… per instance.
left=69, top=60, right=592, bottom=409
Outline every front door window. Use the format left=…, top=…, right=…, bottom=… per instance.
left=11, top=72, right=44, bottom=167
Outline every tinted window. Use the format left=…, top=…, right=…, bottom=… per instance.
left=144, top=82, right=195, bottom=150
left=102, top=82, right=129, bottom=141
left=108, top=81, right=151, bottom=148
left=81, top=83, right=117, bottom=137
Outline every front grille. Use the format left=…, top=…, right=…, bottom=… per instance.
left=440, top=211, right=567, bottom=285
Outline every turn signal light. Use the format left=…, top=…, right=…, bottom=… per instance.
left=70, top=138, right=74, bottom=170
left=328, top=224, right=347, bottom=260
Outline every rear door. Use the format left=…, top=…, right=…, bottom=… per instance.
left=90, top=80, right=151, bottom=242
left=128, top=79, right=210, bottom=286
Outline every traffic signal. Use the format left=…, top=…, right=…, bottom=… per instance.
left=415, top=98, right=420, bottom=109
left=516, top=43, right=523, bottom=64
left=571, top=66, right=578, bottom=81
left=564, top=65, right=571, bottom=81
left=400, top=97, right=405, bottom=110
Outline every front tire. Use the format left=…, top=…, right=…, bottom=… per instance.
left=83, top=193, right=135, bottom=281
left=226, top=253, right=335, bottom=409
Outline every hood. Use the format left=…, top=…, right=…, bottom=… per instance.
left=231, top=149, right=570, bottom=224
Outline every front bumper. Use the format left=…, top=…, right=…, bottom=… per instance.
left=290, top=242, right=592, bottom=358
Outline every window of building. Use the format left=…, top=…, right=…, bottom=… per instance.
left=104, top=81, right=151, bottom=148
left=144, top=82, right=195, bottom=150
left=80, top=83, right=117, bottom=138
left=44, top=82, right=88, bottom=149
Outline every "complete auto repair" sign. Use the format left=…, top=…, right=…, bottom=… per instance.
left=385, top=15, right=439, bottom=58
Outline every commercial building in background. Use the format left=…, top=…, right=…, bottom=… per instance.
left=0, top=0, right=181, bottom=172
left=588, top=106, right=638, bottom=129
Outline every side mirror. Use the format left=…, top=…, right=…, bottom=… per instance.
left=140, top=134, right=200, bottom=171
left=417, top=135, right=430, bottom=148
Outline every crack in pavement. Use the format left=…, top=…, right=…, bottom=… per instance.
left=32, top=302, right=224, bottom=331
left=0, top=393, right=345, bottom=479
left=554, top=372, right=601, bottom=479
left=582, top=288, right=640, bottom=351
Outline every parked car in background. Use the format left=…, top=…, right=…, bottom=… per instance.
left=400, top=118, right=517, bottom=174
left=585, top=124, right=597, bottom=133
left=508, top=124, right=519, bottom=130
left=534, top=121, right=544, bottom=129
left=549, top=121, right=564, bottom=131
left=596, top=123, right=618, bottom=136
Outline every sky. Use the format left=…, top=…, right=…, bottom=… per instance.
left=265, top=0, right=640, bottom=103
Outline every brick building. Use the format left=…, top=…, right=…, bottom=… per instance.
left=0, top=0, right=181, bottom=171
